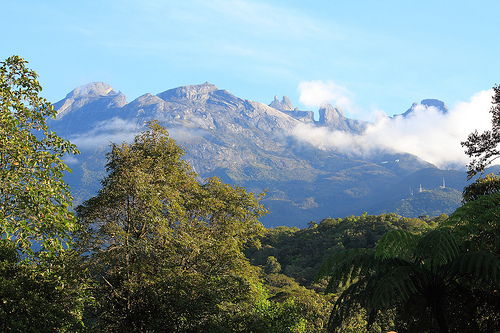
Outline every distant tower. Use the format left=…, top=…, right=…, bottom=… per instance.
left=410, top=187, right=413, bottom=196
left=440, top=177, right=446, bottom=188
left=419, top=184, right=423, bottom=193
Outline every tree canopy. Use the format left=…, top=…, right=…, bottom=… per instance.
left=462, top=84, right=500, bottom=179
left=0, top=55, right=79, bottom=256
left=0, top=56, right=87, bottom=331
left=76, top=121, right=270, bottom=332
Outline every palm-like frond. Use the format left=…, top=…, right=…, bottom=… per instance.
left=325, top=262, right=419, bottom=332
left=371, top=263, right=419, bottom=305
left=451, top=250, right=500, bottom=287
left=416, top=229, right=459, bottom=269
left=445, top=192, right=500, bottom=251
left=375, top=230, right=419, bottom=260
left=315, top=248, right=375, bottom=294
left=326, top=275, right=374, bottom=332
left=318, top=216, right=500, bottom=332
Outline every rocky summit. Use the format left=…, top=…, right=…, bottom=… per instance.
left=49, top=82, right=468, bottom=227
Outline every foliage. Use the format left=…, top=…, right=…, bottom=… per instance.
left=76, top=121, right=269, bottom=332
left=246, top=213, right=438, bottom=288
left=0, top=240, right=87, bottom=332
left=0, top=56, right=89, bottom=331
left=316, top=228, right=500, bottom=332
left=0, top=55, right=79, bottom=256
left=222, top=292, right=332, bottom=333
left=462, top=173, right=500, bottom=204
left=462, top=84, right=500, bottom=179
left=445, top=191, right=500, bottom=253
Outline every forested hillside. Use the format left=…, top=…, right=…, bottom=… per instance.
left=246, top=213, right=445, bottom=289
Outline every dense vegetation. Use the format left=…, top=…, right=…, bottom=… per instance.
left=1, top=56, right=499, bottom=332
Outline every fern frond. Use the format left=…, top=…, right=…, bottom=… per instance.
left=375, top=230, right=419, bottom=260
left=371, top=264, right=418, bottom=307
left=452, top=251, right=500, bottom=287
left=416, top=229, right=459, bottom=268
left=326, top=263, right=417, bottom=333
left=327, top=275, right=374, bottom=332
left=315, top=248, right=372, bottom=283
left=446, top=192, right=500, bottom=247
left=319, top=248, right=376, bottom=294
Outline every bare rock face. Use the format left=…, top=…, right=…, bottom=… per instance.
left=316, top=103, right=367, bottom=133
left=53, top=82, right=126, bottom=119
left=280, top=108, right=316, bottom=124
left=318, top=103, right=345, bottom=125
left=49, top=82, right=127, bottom=136
left=157, top=82, right=219, bottom=101
left=269, top=95, right=294, bottom=111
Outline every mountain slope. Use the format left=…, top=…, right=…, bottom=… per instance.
left=49, top=82, right=467, bottom=227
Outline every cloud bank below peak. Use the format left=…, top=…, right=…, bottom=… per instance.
left=292, top=88, right=494, bottom=169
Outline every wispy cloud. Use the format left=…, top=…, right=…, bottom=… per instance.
left=292, top=89, right=494, bottom=169
left=68, top=118, right=143, bottom=150
left=68, top=117, right=208, bottom=151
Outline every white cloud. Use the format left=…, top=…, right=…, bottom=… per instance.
left=298, top=80, right=357, bottom=115
left=67, top=117, right=207, bottom=151
left=68, top=118, right=143, bottom=150
left=291, top=89, right=495, bottom=169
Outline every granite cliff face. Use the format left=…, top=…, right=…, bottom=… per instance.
left=49, top=82, right=465, bottom=227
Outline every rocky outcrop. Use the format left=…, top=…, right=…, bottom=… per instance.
left=280, top=108, right=315, bottom=124
left=53, top=82, right=126, bottom=120
left=269, top=95, right=294, bottom=111
left=401, top=99, right=449, bottom=117
left=157, top=82, right=218, bottom=102
left=316, top=103, right=366, bottom=132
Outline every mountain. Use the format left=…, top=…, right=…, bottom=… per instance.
left=49, top=82, right=470, bottom=228
left=400, top=98, right=449, bottom=118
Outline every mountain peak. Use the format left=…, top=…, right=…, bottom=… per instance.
left=65, top=82, right=118, bottom=99
left=53, top=82, right=126, bottom=120
left=318, top=103, right=345, bottom=123
left=420, top=99, right=449, bottom=113
left=156, top=82, right=218, bottom=101
left=402, top=99, right=449, bottom=117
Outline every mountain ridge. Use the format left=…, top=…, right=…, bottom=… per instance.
left=49, top=82, right=467, bottom=227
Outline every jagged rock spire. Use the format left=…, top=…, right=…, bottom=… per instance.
left=269, top=95, right=294, bottom=111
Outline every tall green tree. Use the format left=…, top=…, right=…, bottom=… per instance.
left=0, top=55, right=79, bottom=256
left=0, top=56, right=88, bottom=331
left=76, top=121, right=268, bottom=332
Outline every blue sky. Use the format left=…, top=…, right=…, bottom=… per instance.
left=3, top=0, right=499, bottom=121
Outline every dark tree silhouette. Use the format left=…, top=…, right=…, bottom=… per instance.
left=462, top=85, right=500, bottom=179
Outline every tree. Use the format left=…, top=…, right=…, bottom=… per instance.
left=316, top=229, right=500, bottom=332
left=0, top=56, right=88, bottom=331
left=462, top=84, right=500, bottom=179
left=0, top=55, right=79, bottom=256
left=76, top=121, right=268, bottom=332
left=462, top=173, right=500, bottom=204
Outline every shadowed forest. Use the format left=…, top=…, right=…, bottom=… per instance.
left=1, top=57, right=499, bottom=332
